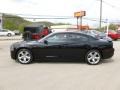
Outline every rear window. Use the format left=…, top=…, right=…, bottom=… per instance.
left=24, top=27, right=42, bottom=33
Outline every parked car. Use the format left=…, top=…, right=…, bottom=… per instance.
left=108, top=30, right=120, bottom=40
left=23, top=25, right=51, bottom=40
left=10, top=31, right=114, bottom=65
left=0, top=29, right=15, bottom=37
left=79, top=30, right=112, bottom=41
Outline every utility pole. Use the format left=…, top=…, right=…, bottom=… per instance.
left=99, top=0, right=103, bottom=30
left=106, top=19, right=109, bottom=36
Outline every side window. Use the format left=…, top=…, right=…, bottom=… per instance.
left=68, top=34, right=88, bottom=42
left=79, top=35, right=89, bottom=41
left=2, top=30, right=7, bottom=32
left=46, top=33, right=67, bottom=43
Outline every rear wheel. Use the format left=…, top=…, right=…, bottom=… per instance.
left=85, top=50, right=101, bottom=65
left=16, top=49, right=33, bottom=64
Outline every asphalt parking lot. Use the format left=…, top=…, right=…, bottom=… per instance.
left=0, top=40, right=120, bottom=90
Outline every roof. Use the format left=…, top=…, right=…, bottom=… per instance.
left=25, top=23, right=45, bottom=28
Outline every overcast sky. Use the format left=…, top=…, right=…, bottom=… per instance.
left=0, top=0, right=120, bottom=27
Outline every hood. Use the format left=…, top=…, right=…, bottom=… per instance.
left=11, top=40, right=40, bottom=48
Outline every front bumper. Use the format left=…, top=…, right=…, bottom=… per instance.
left=10, top=45, right=16, bottom=60
left=10, top=51, right=16, bottom=60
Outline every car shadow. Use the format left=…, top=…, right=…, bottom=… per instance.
left=33, top=59, right=85, bottom=65
left=99, top=58, right=114, bottom=65
left=32, top=58, right=114, bottom=65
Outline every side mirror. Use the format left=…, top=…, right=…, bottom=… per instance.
left=44, top=40, right=48, bottom=44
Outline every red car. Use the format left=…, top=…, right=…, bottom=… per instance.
left=23, top=25, right=51, bottom=40
left=108, top=30, right=120, bottom=40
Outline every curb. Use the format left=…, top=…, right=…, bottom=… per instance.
left=0, top=39, right=22, bottom=41
left=0, top=38, right=22, bottom=41
left=0, top=36, right=22, bottom=41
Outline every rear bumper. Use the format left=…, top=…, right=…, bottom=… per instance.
left=102, top=48, right=114, bottom=59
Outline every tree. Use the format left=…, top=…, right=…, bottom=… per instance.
left=2, top=14, right=72, bottom=32
left=100, top=23, right=117, bottom=31
left=109, top=24, right=117, bottom=30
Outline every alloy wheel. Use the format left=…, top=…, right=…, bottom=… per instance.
left=17, top=49, right=32, bottom=64
left=86, top=50, right=101, bottom=65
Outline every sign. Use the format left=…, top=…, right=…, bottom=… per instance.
left=74, top=11, right=86, bottom=17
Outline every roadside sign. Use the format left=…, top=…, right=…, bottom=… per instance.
left=74, top=11, right=86, bottom=17
left=74, top=11, right=86, bottom=30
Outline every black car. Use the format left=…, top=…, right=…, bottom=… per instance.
left=10, top=32, right=114, bottom=65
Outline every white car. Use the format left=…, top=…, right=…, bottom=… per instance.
left=0, top=29, right=15, bottom=37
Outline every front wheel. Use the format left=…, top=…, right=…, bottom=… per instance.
left=85, top=50, right=101, bottom=65
left=16, top=49, right=33, bottom=64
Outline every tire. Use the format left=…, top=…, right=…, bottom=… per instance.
left=7, top=33, right=12, bottom=37
left=114, top=39, right=117, bottom=41
left=41, top=35, right=45, bottom=38
left=16, top=49, right=33, bottom=64
left=85, top=50, right=101, bottom=65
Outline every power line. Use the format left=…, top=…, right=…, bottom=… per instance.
left=2, top=12, right=73, bottom=18
left=97, top=0, right=120, bottom=10
left=3, top=12, right=120, bottom=23
left=3, top=16, right=73, bottom=19
left=3, top=14, right=107, bottom=22
left=4, top=14, right=120, bottom=23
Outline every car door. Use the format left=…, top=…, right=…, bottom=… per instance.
left=60, top=33, right=89, bottom=59
left=0, top=30, right=5, bottom=35
left=33, top=33, right=68, bottom=59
